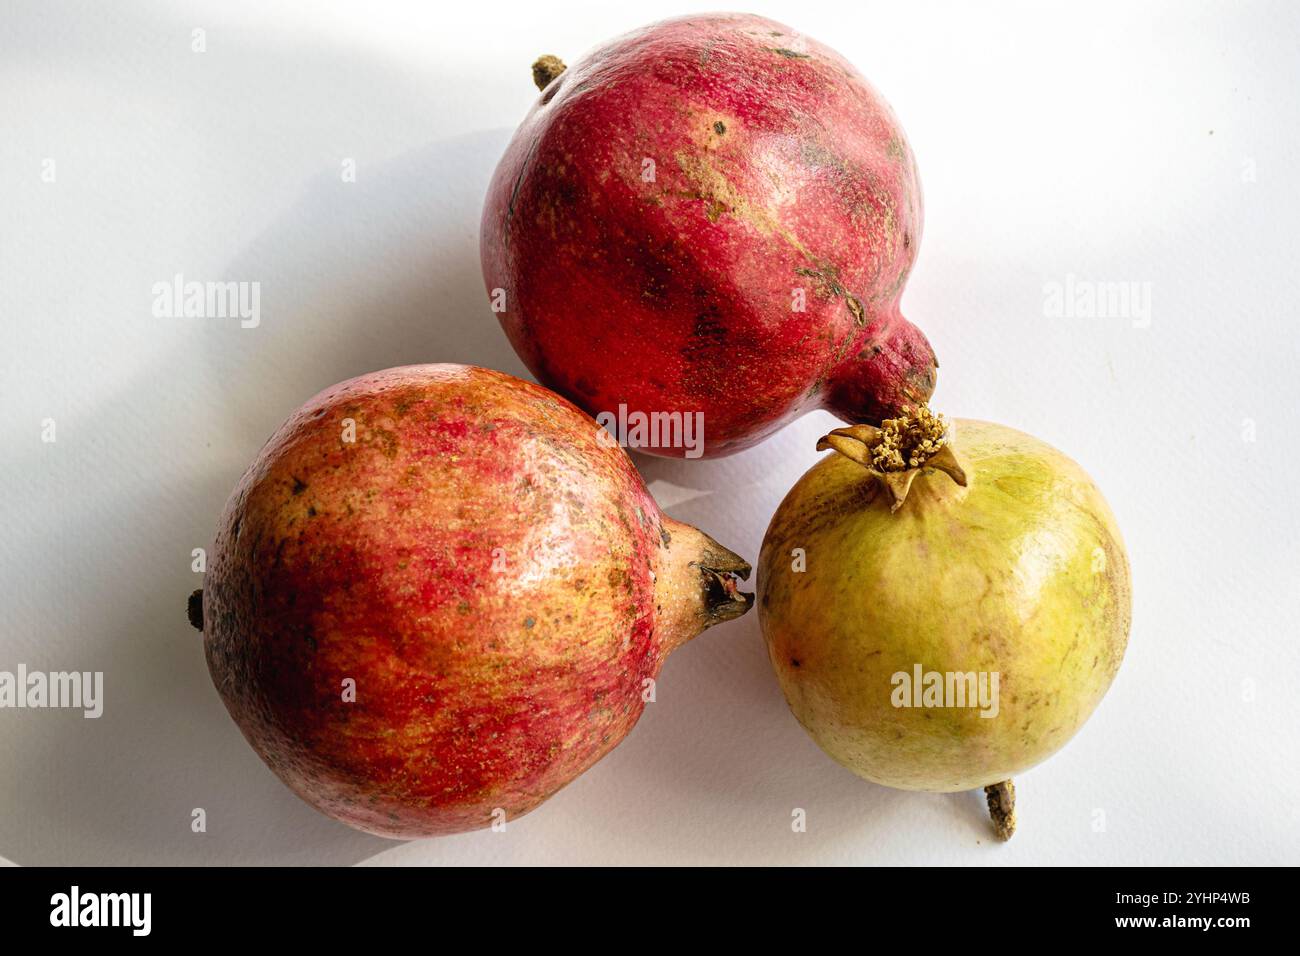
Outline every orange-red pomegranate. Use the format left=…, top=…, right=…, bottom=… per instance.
left=192, top=364, right=751, bottom=837
left=482, top=13, right=936, bottom=457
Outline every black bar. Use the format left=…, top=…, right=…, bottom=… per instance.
left=0, top=866, right=1280, bottom=941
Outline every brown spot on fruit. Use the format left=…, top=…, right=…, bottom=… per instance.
left=846, top=295, right=867, bottom=327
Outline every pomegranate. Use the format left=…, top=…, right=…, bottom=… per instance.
left=757, top=409, right=1131, bottom=839
left=481, top=13, right=936, bottom=458
left=190, top=364, right=752, bottom=838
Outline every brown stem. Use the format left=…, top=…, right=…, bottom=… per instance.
left=984, top=779, right=1016, bottom=841
left=188, top=588, right=204, bottom=631
left=532, top=55, right=566, bottom=91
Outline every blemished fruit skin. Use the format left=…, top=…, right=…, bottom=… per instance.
left=481, top=13, right=936, bottom=458
left=757, top=420, right=1131, bottom=791
left=200, top=364, right=751, bottom=838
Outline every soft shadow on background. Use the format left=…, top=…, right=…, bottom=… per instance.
left=201, top=128, right=528, bottom=451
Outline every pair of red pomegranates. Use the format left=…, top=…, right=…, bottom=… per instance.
left=191, top=14, right=1130, bottom=842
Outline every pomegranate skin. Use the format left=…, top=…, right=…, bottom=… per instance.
left=482, top=13, right=936, bottom=457
left=200, top=364, right=751, bottom=838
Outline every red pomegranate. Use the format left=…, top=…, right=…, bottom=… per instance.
left=192, top=365, right=752, bottom=837
left=481, top=13, right=936, bottom=457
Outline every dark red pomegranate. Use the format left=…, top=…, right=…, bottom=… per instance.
left=481, top=13, right=936, bottom=457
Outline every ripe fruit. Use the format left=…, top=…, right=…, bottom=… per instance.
left=190, top=364, right=752, bottom=838
left=757, top=410, right=1131, bottom=838
left=481, top=13, right=936, bottom=457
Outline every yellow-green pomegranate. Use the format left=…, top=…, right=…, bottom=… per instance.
left=757, top=410, right=1131, bottom=839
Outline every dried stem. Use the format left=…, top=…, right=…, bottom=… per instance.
left=984, top=779, right=1016, bottom=841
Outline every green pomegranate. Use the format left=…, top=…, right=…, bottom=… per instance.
left=757, top=409, right=1131, bottom=839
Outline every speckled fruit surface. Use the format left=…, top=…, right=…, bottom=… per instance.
left=481, top=13, right=936, bottom=457
left=200, top=364, right=751, bottom=838
left=758, top=420, right=1131, bottom=791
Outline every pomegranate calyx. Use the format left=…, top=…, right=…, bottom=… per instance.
left=531, top=55, right=566, bottom=92
left=697, top=564, right=755, bottom=625
left=689, top=530, right=754, bottom=625
left=656, top=521, right=753, bottom=651
left=816, top=408, right=968, bottom=513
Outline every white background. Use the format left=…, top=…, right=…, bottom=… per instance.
left=2, top=0, right=1297, bottom=865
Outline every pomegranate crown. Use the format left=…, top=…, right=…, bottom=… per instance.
left=816, top=406, right=967, bottom=512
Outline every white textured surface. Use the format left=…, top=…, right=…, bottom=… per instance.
left=2, top=0, right=1298, bottom=865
